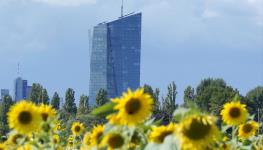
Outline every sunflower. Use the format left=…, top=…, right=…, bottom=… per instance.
left=90, top=125, right=104, bottom=146
left=67, top=136, right=74, bottom=147
left=220, top=143, right=232, bottom=150
left=83, top=132, right=91, bottom=146
left=0, top=143, right=6, bottom=150
left=71, top=122, right=85, bottom=136
left=8, top=133, right=23, bottom=145
left=101, top=133, right=125, bottom=150
left=149, top=123, right=177, bottom=144
left=106, top=114, right=121, bottom=125
left=16, top=144, right=31, bottom=150
left=53, top=134, right=60, bottom=144
left=39, top=104, right=56, bottom=121
left=220, top=101, right=248, bottom=126
left=238, top=121, right=259, bottom=139
left=113, top=88, right=153, bottom=126
left=178, top=115, right=219, bottom=150
left=7, top=100, right=41, bottom=134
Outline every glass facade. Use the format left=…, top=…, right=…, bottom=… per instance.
left=89, top=13, right=142, bottom=105
left=14, top=77, right=30, bottom=101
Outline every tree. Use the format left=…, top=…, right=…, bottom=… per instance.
left=143, top=84, right=160, bottom=113
left=78, top=95, right=89, bottom=114
left=0, top=95, right=13, bottom=125
left=245, top=86, right=263, bottom=133
left=63, top=88, right=77, bottom=116
left=195, top=78, right=238, bottom=116
left=161, top=82, right=177, bottom=122
left=51, top=92, right=60, bottom=110
left=183, top=86, right=195, bottom=107
left=0, top=95, right=13, bottom=135
left=96, top=89, right=108, bottom=106
left=40, top=88, right=49, bottom=104
left=30, top=83, right=43, bottom=104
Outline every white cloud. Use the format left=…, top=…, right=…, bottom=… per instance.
left=31, top=0, right=96, bottom=7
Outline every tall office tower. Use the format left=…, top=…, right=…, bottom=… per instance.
left=14, top=77, right=29, bottom=101
left=89, top=13, right=142, bottom=105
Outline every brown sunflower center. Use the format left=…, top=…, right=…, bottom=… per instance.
left=242, top=124, right=253, bottom=133
left=18, top=111, right=32, bottom=124
left=183, top=118, right=211, bottom=140
left=41, top=113, right=49, bottom=121
left=12, top=134, right=22, bottom=144
left=125, top=98, right=141, bottom=115
left=96, top=131, right=103, bottom=141
left=131, top=132, right=140, bottom=144
left=74, top=126, right=81, bottom=132
left=53, top=138, right=58, bottom=144
left=229, top=107, right=241, bottom=118
left=108, top=134, right=124, bottom=149
left=157, top=130, right=174, bottom=143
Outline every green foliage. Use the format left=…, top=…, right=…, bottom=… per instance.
left=96, top=89, right=109, bottom=107
left=62, top=88, right=77, bottom=118
left=0, top=95, right=13, bottom=135
left=245, top=86, right=263, bottom=133
left=194, top=78, right=238, bottom=116
left=29, top=83, right=43, bottom=104
left=40, top=88, right=49, bottom=104
left=183, top=86, right=195, bottom=107
left=143, top=84, right=161, bottom=113
left=161, top=82, right=178, bottom=122
left=91, top=102, right=115, bottom=117
left=51, top=92, right=60, bottom=110
left=78, top=95, right=89, bottom=114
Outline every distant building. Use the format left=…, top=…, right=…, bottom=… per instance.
left=14, top=77, right=31, bottom=101
left=89, top=13, right=142, bottom=105
left=1, top=89, right=10, bottom=101
left=26, top=86, right=32, bottom=99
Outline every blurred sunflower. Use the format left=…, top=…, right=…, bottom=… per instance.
left=53, top=134, right=60, bottom=144
left=178, top=115, right=219, bottom=150
left=8, top=133, right=23, bottom=145
left=220, top=143, right=232, bottom=150
left=17, top=144, right=31, bottom=150
left=7, top=100, right=41, bottom=134
left=220, top=101, right=248, bottom=126
left=149, top=123, right=177, bottom=144
left=106, top=113, right=121, bottom=125
left=71, top=122, right=85, bottom=136
left=67, top=136, right=74, bottom=147
left=113, top=88, right=153, bottom=126
left=0, top=143, right=7, bottom=150
left=90, top=125, right=104, bottom=146
left=83, top=132, right=91, bottom=146
left=101, top=133, right=125, bottom=150
left=238, top=121, right=259, bottom=139
left=39, top=104, right=56, bottom=121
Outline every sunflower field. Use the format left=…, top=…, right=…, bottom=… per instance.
left=0, top=88, right=262, bottom=150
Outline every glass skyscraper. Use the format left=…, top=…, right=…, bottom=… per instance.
left=14, top=77, right=32, bottom=101
left=89, top=13, right=142, bottom=105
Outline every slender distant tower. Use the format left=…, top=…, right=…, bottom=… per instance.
left=89, top=12, right=142, bottom=105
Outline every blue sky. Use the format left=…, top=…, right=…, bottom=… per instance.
left=0, top=0, right=262, bottom=103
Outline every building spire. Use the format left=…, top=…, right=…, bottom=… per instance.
left=17, top=63, right=20, bottom=76
left=121, top=0, right=124, bottom=17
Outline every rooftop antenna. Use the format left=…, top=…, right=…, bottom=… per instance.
left=121, top=0, right=124, bottom=17
left=17, top=63, right=20, bottom=76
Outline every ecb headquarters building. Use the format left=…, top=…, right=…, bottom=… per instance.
left=89, top=13, right=142, bottom=105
